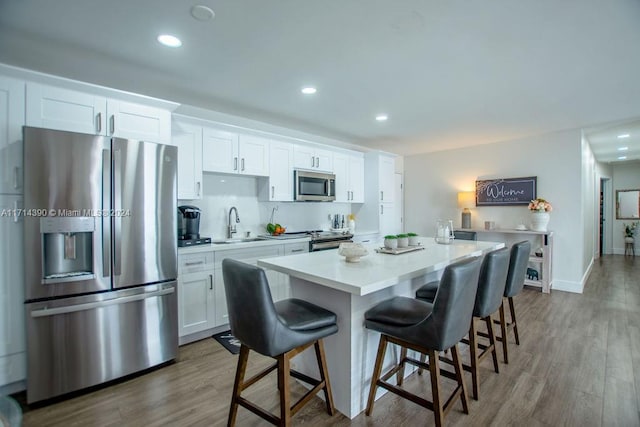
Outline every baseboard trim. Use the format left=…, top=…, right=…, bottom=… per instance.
left=552, top=258, right=594, bottom=294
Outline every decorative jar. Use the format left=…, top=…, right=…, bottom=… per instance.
left=530, top=212, right=550, bottom=232
left=435, top=220, right=455, bottom=244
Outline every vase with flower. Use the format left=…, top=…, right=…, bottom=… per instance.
left=624, top=221, right=638, bottom=244
left=528, top=198, right=553, bottom=232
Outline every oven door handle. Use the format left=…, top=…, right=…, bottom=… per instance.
left=311, top=239, right=353, bottom=251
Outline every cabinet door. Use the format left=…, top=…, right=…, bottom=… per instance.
left=107, top=99, right=171, bottom=144
left=379, top=155, right=395, bottom=202
left=314, top=147, right=333, bottom=172
left=0, top=195, right=26, bottom=387
left=332, top=153, right=349, bottom=202
left=349, top=155, right=365, bottom=203
left=239, top=135, right=269, bottom=176
left=173, top=121, right=203, bottom=200
left=293, top=144, right=316, bottom=170
left=202, top=127, right=239, bottom=173
left=214, top=269, right=229, bottom=326
left=0, top=77, right=25, bottom=195
left=26, top=83, right=106, bottom=135
left=178, top=271, right=215, bottom=336
left=268, top=141, right=293, bottom=201
left=379, top=202, right=397, bottom=237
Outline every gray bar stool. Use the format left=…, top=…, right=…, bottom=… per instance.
left=495, top=240, right=531, bottom=363
left=364, top=256, right=482, bottom=427
left=222, top=258, right=338, bottom=426
left=416, top=247, right=510, bottom=400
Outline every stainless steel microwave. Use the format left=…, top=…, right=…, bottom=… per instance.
left=294, top=170, right=336, bottom=202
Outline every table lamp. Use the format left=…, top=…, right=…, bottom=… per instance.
left=457, top=191, right=475, bottom=229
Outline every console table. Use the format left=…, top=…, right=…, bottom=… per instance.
left=457, top=229, right=554, bottom=293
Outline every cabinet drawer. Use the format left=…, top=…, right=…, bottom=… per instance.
left=215, top=246, right=283, bottom=268
left=284, top=242, right=308, bottom=254
left=179, top=252, right=214, bottom=273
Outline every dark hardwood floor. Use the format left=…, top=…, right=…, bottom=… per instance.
left=16, top=255, right=640, bottom=426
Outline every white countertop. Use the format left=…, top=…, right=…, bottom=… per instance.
left=178, top=237, right=310, bottom=254
left=257, top=237, right=505, bottom=296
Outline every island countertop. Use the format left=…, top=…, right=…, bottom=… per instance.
left=258, top=238, right=505, bottom=296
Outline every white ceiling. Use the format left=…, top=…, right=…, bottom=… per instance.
left=1, top=0, right=640, bottom=160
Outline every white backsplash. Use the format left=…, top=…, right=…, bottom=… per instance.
left=179, top=173, right=353, bottom=239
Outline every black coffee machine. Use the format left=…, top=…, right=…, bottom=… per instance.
left=177, top=205, right=211, bottom=247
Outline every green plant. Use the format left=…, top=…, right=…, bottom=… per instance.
left=624, top=221, right=639, bottom=238
left=396, top=234, right=408, bottom=238
left=407, top=232, right=418, bottom=237
left=384, top=235, right=398, bottom=239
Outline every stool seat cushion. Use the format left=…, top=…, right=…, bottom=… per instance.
left=275, top=298, right=337, bottom=331
left=415, top=281, right=439, bottom=302
left=365, top=296, right=433, bottom=326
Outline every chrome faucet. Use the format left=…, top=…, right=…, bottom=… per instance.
left=228, top=207, right=240, bottom=238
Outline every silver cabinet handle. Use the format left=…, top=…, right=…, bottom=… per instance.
left=290, top=248, right=305, bottom=253
left=315, top=156, right=319, bottom=168
left=234, top=157, right=238, bottom=171
left=196, top=181, right=201, bottom=197
left=380, top=204, right=384, bottom=215
left=271, top=186, right=275, bottom=198
left=184, top=261, right=204, bottom=266
left=96, top=112, right=102, bottom=133
left=241, top=158, right=245, bottom=171
left=13, top=166, right=19, bottom=190
left=31, top=287, right=176, bottom=318
left=110, top=115, right=115, bottom=135
left=311, top=156, right=315, bottom=168
left=380, top=191, right=384, bottom=201
left=209, top=274, right=213, bottom=290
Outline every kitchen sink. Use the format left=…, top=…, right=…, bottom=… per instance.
left=211, top=237, right=266, bottom=244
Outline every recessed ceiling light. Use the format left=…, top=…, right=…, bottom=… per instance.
left=191, top=5, right=215, bottom=21
left=618, top=146, right=629, bottom=151
left=157, top=34, right=182, bottom=47
left=375, top=114, right=388, bottom=122
left=618, top=156, right=627, bottom=160
left=301, top=87, right=317, bottom=95
left=618, top=133, right=630, bottom=139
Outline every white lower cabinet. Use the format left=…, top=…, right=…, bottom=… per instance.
left=0, top=195, right=25, bottom=389
left=178, top=241, right=309, bottom=345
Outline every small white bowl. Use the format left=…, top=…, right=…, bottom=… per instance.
left=338, top=242, right=369, bottom=263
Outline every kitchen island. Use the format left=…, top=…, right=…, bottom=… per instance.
left=257, top=237, right=504, bottom=418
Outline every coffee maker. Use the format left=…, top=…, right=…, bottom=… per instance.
left=177, top=205, right=211, bottom=247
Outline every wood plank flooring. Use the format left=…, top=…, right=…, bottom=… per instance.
left=14, top=255, right=640, bottom=426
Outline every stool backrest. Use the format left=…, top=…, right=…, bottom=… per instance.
left=474, top=247, right=510, bottom=318
left=222, top=258, right=279, bottom=354
left=504, top=241, right=531, bottom=297
left=428, top=256, right=482, bottom=350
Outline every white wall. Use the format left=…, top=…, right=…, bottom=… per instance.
left=179, top=173, right=353, bottom=239
left=612, top=162, right=640, bottom=254
left=580, top=135, right=596, bottom=281
left=595, top=161, right=613, bottom=255
left=404, top=129, right=587, bottom=293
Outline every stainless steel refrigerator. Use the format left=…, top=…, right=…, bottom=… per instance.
left=23, top=126, right=178, bottom=403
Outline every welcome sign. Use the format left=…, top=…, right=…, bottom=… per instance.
left=475, top=176, right=537, bottom=206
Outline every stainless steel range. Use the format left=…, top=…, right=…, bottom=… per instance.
left=263, top=230, right=353, bottom=251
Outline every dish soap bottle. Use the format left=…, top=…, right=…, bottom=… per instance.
left=348, top=214, right=356, bottom=233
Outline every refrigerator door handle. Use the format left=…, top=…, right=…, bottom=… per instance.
left=113, top=149, right=122, bottom=276
left=30, top=287, right=176, bottom=318
left=102, top=149, right=111, bottom=277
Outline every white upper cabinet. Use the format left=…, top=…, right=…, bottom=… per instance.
left=0, top=76, right=25, bottom=195
left=173, top=120, right=203, bottom=200
left=293, top=144, right=333, bottom=172
left=202, top=127, right=239, bottom=174
left=332, top=151, right=364, bottom=203
left=263, top=140, right=293, bottom=201
left=378, top=154, right=395, bottom=203
left=202, top=129, right=269, bottom=177
left=26, top=83, right=171, bottom=144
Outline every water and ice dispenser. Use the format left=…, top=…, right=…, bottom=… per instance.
left=40, top=217, right=96, bottom=283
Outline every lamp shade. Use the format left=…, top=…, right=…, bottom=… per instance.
left=457, top=191, right=475, bottom=209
